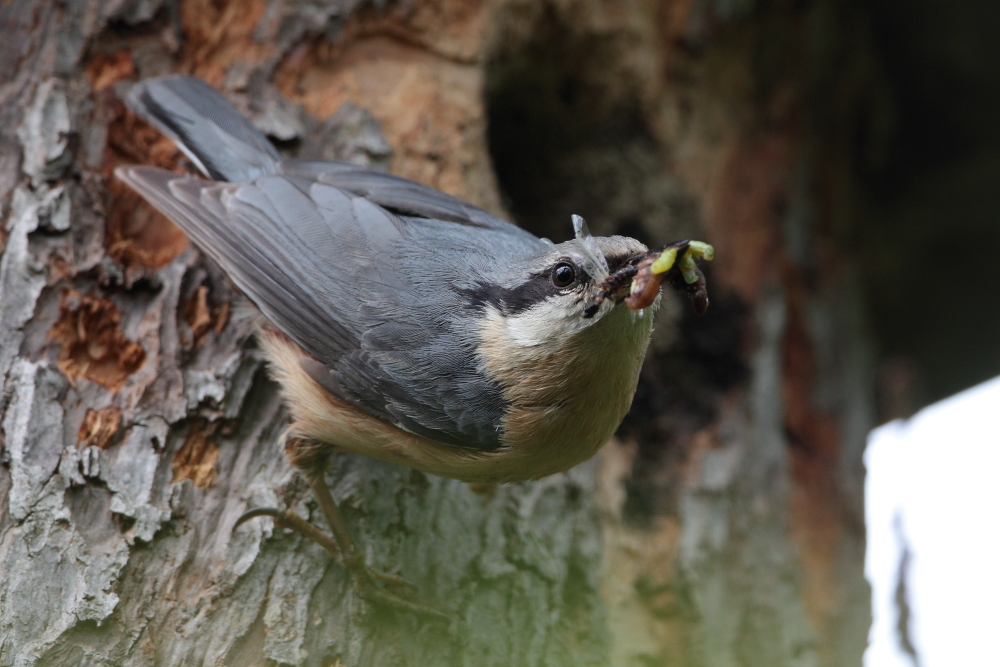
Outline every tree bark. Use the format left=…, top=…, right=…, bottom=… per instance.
left=0, top=1, right=874, bottom=666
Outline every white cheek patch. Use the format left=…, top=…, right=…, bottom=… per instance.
left=498, top=296, right=614, bottom=348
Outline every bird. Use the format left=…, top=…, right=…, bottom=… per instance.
left=115, top=75, right=713, bottom=618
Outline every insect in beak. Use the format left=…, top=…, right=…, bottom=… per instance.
left=584, top=240, right=714, bottom=318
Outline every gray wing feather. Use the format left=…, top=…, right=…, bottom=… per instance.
left=127, top=76, right=280, bottom=182
left=115, top=164, right=543, bottom=449
left=125, top=76, right=528, bottom=234
left=119, top=168, right=356, bottom=358
left=281, top=161, right=529, bottom=235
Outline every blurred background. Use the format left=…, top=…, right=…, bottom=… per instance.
left=1, top=0, right=998, bottom=665
left=861, top=0, right=1000, bottom=409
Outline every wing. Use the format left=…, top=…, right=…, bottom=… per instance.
left=127, top=75, right=281, bottom=182
left=279, top=161, right=519, bottom=232
left=116, top=164, right=546, bottom=450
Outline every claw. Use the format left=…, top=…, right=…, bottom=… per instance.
left=234, top=506, right=283, bottom=530
left=369, top=569, right=418, bottom=590
left=354, top=573, right=452, bottom=622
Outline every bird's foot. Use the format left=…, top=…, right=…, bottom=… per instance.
left=234, top=501, right=449, bottom=623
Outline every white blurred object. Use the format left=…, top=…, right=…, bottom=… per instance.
left=865, top=375, right=1000, bottom=667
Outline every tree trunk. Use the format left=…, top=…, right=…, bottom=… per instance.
left=0, top=1, right=876, bottom=666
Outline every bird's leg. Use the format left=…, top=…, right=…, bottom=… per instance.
left=306, top=476, right=411, bottom=589
left=234, top=474, right=449, bottom=622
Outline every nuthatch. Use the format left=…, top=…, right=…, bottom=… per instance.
left=116, top=76, right=713, bottom=617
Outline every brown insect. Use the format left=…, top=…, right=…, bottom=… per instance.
left=585, top=240, right=713, bottom=318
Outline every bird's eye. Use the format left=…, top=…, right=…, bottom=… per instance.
left=551, top=262, right=577, bottom=288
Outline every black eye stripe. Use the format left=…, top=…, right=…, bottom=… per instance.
left=459, top=264, right=581, bottom=316
left=459, top=279, right=552, bottom=316
left=457, top=259, right=591, bottom=316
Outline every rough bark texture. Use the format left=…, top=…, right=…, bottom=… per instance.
left=0, top=0, right=890, bottom=665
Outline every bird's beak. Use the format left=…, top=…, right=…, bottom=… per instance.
left=584, top=240, right=714, bottom=318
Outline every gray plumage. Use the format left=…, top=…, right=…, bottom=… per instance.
left=118, top=75, right=576, bottom=451
left=127, top=75, right=281, bottom=182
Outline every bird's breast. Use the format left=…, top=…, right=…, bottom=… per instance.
left=477, top=301, right=655, bottom=480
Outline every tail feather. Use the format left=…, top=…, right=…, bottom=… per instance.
left=126, top=75, right=280, bottom=182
